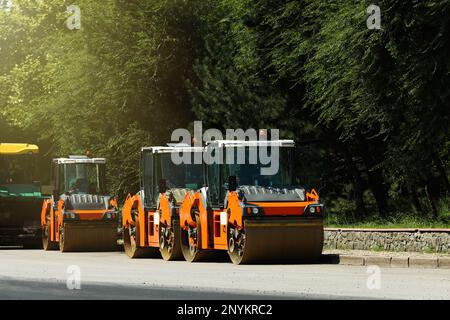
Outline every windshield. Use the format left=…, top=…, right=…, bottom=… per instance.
left=207, top=146, right=294, bottom=205
left=59, top=163, right=106, bottom=195
left=143, top=151, right=204, bottom=207
left=0, top=154, right=37, bottom=185
left=159, top=153, right=203, bottom=190
left=225, top=147, right=293, bottom=188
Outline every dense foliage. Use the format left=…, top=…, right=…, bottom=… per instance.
left=0, top=0, right=448, bottom=221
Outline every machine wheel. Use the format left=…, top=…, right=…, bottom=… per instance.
left=228, top=225, right=247, bottom=265
left=123, top=219, right=159, bottom=259
left=180, top=213, right=216, bottom=262
left=59, top=226, right=67, bottom=252
left=159, top=219, right=183, bottom=261
left=42, top=225, right=58, bottom=251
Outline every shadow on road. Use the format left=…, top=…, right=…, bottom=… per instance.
left=0, top=278, right=354, bottom=300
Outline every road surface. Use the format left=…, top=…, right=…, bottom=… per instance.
left=0, top=248, right=449, bottom=300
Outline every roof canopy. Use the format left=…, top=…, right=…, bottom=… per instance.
left=0, top=143, right=39, bottom=155
left=206, top=140, right=295, bottom=148
left=53, top=155, right=106, bottom=164
left=142, top=145, right=204, bottom=154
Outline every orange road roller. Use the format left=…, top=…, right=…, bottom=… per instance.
left=179, top=140, right=324, bottom=264
left=121, top=145, right=204, bottom=260
left=41, top=156, right=119, bottom=252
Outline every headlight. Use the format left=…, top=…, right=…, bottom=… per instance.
left=245, top=206, right=263, bottom=216
left=305, top=205, right=322, bottom=216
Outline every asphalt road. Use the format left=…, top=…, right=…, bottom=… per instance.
left=0, top=248, right=449, bottom=300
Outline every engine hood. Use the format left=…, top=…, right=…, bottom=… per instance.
left=62, top=194, right=111, bottom=211
left=239, top=186, right=306, bottom=202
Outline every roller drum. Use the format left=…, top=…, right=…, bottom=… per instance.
left=229, top=218, right=324, bottom=264
left=60, top=222, right=118, bottom=252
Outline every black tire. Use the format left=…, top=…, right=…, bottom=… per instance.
left=123, top=219, right=159, bottom=259
left=180, top=213, right=217, bottom=262
left=42, top=225, right=58, bottom=251
left=228, top=225, right=246, bottom=265
left=159, top=219, right=183, bottom=261
left=59, top=226, right=66, bottom=252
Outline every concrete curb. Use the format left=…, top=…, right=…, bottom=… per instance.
left=322, top=254, right=450, bottom=269
left=364, top=256, right=392, bottom=267
left=391, top=257, right=409, bottom=268
left=438, top=258, right=450, bottom=269
left=409, top=257, right=438, bottom=269
left=339, top=255, right=365, bottom=266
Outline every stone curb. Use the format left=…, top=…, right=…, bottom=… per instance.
left=323, top=254, right=449, bottom=269
left=324, top=229, right=450, bottom=254
left=324, top=228, right=450, bottom=233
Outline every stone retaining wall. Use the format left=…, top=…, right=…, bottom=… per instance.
left=324, top=228, right=450, bottom=253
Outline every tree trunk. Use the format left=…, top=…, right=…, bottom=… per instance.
left=358, top=144, right=389, bottom=218
left=425, top=185, right=438, bottom=218
left=408, top=185, right=423, bottom=215
left=342, top=149, right=366, bottom=218
left=367, top=169, right=389, bottom=218
left=433, top=154, right=450, bottom=194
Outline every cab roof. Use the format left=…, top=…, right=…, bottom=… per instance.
left=53, top=155, right=106, bottom=164
left=206, top=140, right=295, bottom=148
left=0, top=143, right=39, bottom=155
left=142, top=144, right=204, bottom=154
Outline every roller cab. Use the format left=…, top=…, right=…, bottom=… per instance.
left=121, top=146, right=203, bottom=260
left=40, top=156, right=119, bottom=252
left=179, top=140, right=324, bottom=264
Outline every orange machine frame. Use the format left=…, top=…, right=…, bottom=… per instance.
left=41, top=196, right=118, bottom=243
left=179, top=188, right=321, bottom=252
left=178, top=139, right=324, bottom=262
left=121, top=146, right=203, bottom=258
left=122, top=193, right=160, bottom=248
